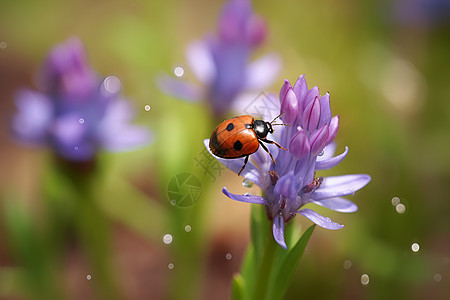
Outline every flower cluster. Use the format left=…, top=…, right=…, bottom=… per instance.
left=205, top=75, right=371, bottom=249
left=12, top=38, right=151, bottom=161
left=158, top=0, right=281, bottom=117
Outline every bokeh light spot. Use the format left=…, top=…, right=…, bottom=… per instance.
left=411, top=242, right=420, bottom=252
left=174, top=66, right=184, bottom=77
left=163, top=234, right=173, bottom=245
left=361, top=274, right=369, bottom=285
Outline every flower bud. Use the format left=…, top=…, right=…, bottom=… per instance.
left=302, top=96, right=321, bottom=131
left=281, top=87, right=299, bottom=124
left=245, top=15, right=266, bottom=46
left=293, top=75, right=308, bottom=106
left=326, top=115, right=339, bottom=145
left=318, top=92, right=331, bottom=127
left=302, top=86, right=319, bottom=111
left=310, top=124, right=329, bottom=156
left=289, top=129, right=310, bottom=160
left=279, top=79, right=292, bottom=103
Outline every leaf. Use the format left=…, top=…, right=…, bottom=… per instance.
left=239, top=205, right=270, bottom=300
left=250, top=205, right=270, bottom=263
left=231, top=273, right=246, bottom=300
left=238, top=244, right=255, bottom=299
left=266, top=224, right=315, bottom=300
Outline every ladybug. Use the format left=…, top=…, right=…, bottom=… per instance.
left=209, top=114, right=288, bottom=176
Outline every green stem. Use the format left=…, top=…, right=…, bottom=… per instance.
left=48, top=158, right=120, bottom=300
left=251, top=222, right=277, bottom=300
left=74, top=169, right=121, bottom=300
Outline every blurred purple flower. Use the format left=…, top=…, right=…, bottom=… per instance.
left=158, top=0, right=281, bottom=117
left=205, top=75, right=371, bottom=249
left=393, top=0, right=450, bottom=28
left=12, top=38, right=151, bottom=161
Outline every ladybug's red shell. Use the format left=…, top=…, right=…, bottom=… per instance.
left=209, top=115, right=260, bottom=158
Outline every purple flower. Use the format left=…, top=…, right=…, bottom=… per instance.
left=158, top=0, right=281, bottom=117
left=12, top=38, right=151, bottom=161
left=204, top=75, right=371, bottom=249
left=393, top=0, right=450, bottom=28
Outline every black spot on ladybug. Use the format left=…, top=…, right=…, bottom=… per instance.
left=233, top=140, right=243, bottom=151
left=210, top=130, right=220, bottom=149
left=226, top=123, right=234, bottom=131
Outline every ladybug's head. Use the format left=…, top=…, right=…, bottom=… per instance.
left=253, top=120, right=273, bottom=139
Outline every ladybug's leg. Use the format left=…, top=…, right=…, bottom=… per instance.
left=238, top=155, right=249, bottom=176
left=261, top=138, right=288, bottom=151
left=259, top=140, right=276, bottom=164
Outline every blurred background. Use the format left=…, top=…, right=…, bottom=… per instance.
left=1, top=0, right=449, bottom=299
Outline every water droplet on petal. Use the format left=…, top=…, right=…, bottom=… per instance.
left=318, top=150, right=324, bottom=156
left=242, top=178, right=253, bottom=188
left=391, top=196, right=400, bottom=206
left=174, top=66, right=184, bottom=77
left=168, top=263, right=174, bottom=270
left=163, top=234, right=173, bottom=244
left=225, top=253, right=232, bottom=260
left=343, top=260, right=352, bottom=269
left=185, top=225, right=191, bottom=232
left=411, top=242, right=420, bottom=252
left=361, top=274, right=370, bottom=285
left=243, top=193, right=250, bottom=197
left=145, top=105, right=151, bottom=111
left=396, top=203, right=406, bottom=214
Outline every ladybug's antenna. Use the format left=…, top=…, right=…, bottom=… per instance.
left=270, top=112, right=291, bottom=127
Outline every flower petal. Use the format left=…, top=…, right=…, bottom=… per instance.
left=318, top=92, right=331, bottom=127
left=186, top=41, right=216, bottom=85
left=311, top=197, right=358, bottom=213
left=309, top=124, right=329, bottom=156
left=315, top=146, right=349, bottom=170
left=302, top=86, right=319, bottom=111
left=274, top=172, right=297, bottom=200
left=311, top=174, right=371, bottom=200
left=317, top=142, right=336, bottom=161
left=273, top=213, right=287, bottom=249
left=100, top=125, right=151, bottom=152
left=204, top=139, right=262, bottom=187
left=297, top=208, right=344, bottom=230
left=281, top=87, right=299, bottom=124
left=218, top=0, right=252, bottom=43
left=302, top=96, right=320, bottom=131
left=97, top=99, right=152, bottom=151
left=12, top=90, right=53, bottom=144
left=156, top=75, right=202, bottom=102
left=222, top=187, right=266, bottom=205
left=245, top=15, right=267, bottom=46
left=289, top=129, right=310, bottom=160
left=100, top=98, right=134, bottom=123
left=244, top=53, right=282, bottom=91
left=293, top=75, right=308, bottom=108
left=279, top=79, right=292, bottom=103
left=326, top=115, right=339, bottom=145
left=232, top=92, right=280, bottom=123
left=52, top=113, right=87, bottom=147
